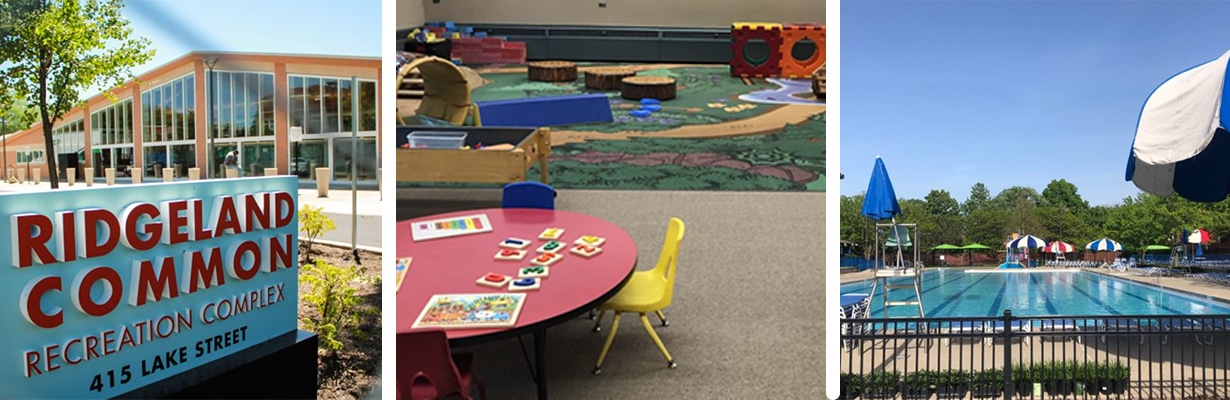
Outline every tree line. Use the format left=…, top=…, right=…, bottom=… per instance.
left=840, top=179, right=1230, bottom=259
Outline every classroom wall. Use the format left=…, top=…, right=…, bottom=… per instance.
left=397, top=0, right=426, bottom=29
left=411, top=0, right=823, bottom=28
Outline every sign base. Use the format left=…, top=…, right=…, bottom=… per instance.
left=115, top=330, right=319, bottom=399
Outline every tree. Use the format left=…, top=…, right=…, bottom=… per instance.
left=962, top=182, right=991, bottom=216
left=0, top=0, right=153, bottom=189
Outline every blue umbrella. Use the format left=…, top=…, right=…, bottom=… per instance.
left=1127, top=49, right=1230, bottom=202
left=861, top=157, right=905, bottom=269
left=861, top=156, right=900, bottom=221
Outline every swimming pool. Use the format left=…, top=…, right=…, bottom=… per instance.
left=840, top=269, right=1230, bottom=318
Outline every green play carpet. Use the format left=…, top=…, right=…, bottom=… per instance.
left=400, top=64, right=825, bottom=191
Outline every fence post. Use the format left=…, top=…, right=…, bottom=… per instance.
left=1003, top=310, right=1013, bottom=400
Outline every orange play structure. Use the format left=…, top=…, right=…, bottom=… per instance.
left=731, top=22, right=825, bottom=79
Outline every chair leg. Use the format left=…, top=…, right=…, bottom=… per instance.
left=592, top=310, right=608, bottom=332
left=639, top=313, right=676, bottom=368
left=589, top=309, right=597, bottom=319
left=473, top=376, right=488, bottom=400
left=655, top=310, right=669, bottom=327
left=594, top=313, right=622, bottom=375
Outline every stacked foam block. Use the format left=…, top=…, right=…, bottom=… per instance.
left=424, top=21, right=527, bottom=65
left=730, top=22, right=825, bottom=78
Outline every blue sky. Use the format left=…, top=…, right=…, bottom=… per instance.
left=839, top=1, right=1230, bottom=206
left=84, top=0, right=381, bottom=94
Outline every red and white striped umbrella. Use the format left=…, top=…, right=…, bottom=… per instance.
left=1044, top=241, right=1074, bottom=253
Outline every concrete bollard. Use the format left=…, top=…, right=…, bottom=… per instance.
left=67, top=168, right=75, bottom=186
left=264, top=167, right=278, bottom=177
left=189, top=167, right=200, bottom=181
left=132, top=171, right=142, bottom=184
left=315, top=167, right=330, bottom=197
left=225, top=168, right=238, bottom=179
left=84, top=168, right=94, bottom=186
left=163, top=168, right=174, bottom=182
left=105, top=168, right=115, bottom=186
left=16, top=169, right=25, bottom=183
left=32, top=168, right=40, bottom=185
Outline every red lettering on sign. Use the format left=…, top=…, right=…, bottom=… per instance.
left=80, top=208, right=120, bottom=259
left=21, top=276, right=62, bottom=329
left=72, top=267, right=122, bottom=317
left=130, top=256, right=179, bottom=307
left=12, top=213, right=55, bottom=268
left=181, top=247, right=225, bottom=294
left=55, top=211, right=77, bottom=263
left=161, top=200, right=189, bottom=244
left=273, top=191, right=294, bottom=228
left=268, top=234, right=294, bottom=272
left=245, top=193, right=271, bottom=231
left=121, top=202, right=162, bottom=251
left=189, top=199, right=214, bottom=240
left=227, top=240, right=261, bottom=281
left=212, top=196, right=244, bottom=235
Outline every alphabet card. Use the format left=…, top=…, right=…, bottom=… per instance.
left=499, top=237, right=532, bottom=250
left=476, top=273, right=513, bottom=288
left=396, top=257, right=412, bottom=292
left=530, top=252, right=563, bottom=266
left=570, top=244, right=603, bottom=258
left=574, top=235, right=606, bottom=247
left=536, top=240, right=565, bottom=254
left=411, top=213, right=494, bottom=241
left=519, top=266, right=549, bottom=279
left=508, top=277, right=541, bottom=292
left=538, top=227, right=565, bottom=240
left=494, top=248, right=528, bottom=261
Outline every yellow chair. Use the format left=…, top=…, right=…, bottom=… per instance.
left=592, top=217, right=685, bottom=375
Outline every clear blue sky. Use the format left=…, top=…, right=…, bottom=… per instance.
left=84, top=0, right=380, bottom=94
left=839, top=1, right=1230, bottom=206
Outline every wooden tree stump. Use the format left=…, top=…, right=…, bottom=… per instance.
left=528, top=61, right=578, bottom=82
left=584, top=67, right=636, bottom=90
left=812, top=63, right=825, bottom=99
left=620, top=76, right=677, bottom=100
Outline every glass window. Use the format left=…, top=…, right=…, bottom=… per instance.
left=173, top=80, right=183, bottom=141
left=218, top=72, right=232, bottom=139
left=323, top=79, right=339, bottom=133
left=340, top=79, right=353, bottom=132
left=360, top=81, right=376, bottom=131
left=261, top=74, right=273, bottom=136
left=290, top=139, right=327, bottom=178
left=233, top=73, right=246, bottom=138
left=307, top=77, right=322, bottom=134
left=332, top=137, right=376, bottom=181
left=170, top=144, right=195, bottom=178
left=184, top=75, right=195, bottom=140
left=140, top=92, right=150, bottom=143
left=241, top=141, right=276, bottom=176
left=289, top=76, right=304, bottom=132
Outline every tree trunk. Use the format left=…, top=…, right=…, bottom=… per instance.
left=527, top=61, right=578, bottom=82
left=37, top=49, right=59, bottom=189
left=620, top=76, right=677, bottom=100
left=584, top=67, right=636, bottom=90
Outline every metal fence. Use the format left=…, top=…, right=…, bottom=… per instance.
left=839, top=311, right=1230, bottom=399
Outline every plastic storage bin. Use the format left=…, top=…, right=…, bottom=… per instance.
left=407, top=131, right=467, bottom=149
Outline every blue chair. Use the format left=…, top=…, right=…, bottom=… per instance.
left=502, top=182, right=556, bottom=209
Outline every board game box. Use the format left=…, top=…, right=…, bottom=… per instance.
left=412, top=293, right=527, bottom=329
left=411, top=213, right=494, bottom=241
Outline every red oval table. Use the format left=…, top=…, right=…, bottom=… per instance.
left=397, top=208, right=638, bottom=400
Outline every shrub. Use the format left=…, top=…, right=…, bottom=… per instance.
left=299, top=205, right=336, bottom=261
left=300, top=259, right=363, bottom=353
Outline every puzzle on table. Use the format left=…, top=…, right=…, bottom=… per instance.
left=396, top=257, right=412, bottom=292
left=537, top=240, right=565, bottom=254
left=494, top=248, right=528, bottom=261
left=411, top=213, right=494, bottom=241
left=575, top=235, right=606, bottom=247
left=412, top=293, right=527, bottom=329
left=499, top=237, right=532, bottom=249
left=530, top=252, right=563, bottom=266
left=570, top=244, right=603, bottom=258
left=509, top=277, right=541, bottom=292
left=539, top=227, right=566, bottom=240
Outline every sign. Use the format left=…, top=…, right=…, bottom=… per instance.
left=1, top=176, right=300, bottom=398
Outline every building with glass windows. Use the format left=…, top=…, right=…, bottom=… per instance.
left=0, top=51, right=382, bottom=184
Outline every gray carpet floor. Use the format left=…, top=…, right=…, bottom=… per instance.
left=397, top=188, right=827, bottom=400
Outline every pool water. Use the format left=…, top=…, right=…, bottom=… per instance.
left=840, top=269, right=1230, bottom=318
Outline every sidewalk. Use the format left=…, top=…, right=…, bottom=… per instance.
left=0, top=178, right=384, bottom=249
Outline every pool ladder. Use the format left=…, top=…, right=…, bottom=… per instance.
left=876, top=268, right=925, bottom=318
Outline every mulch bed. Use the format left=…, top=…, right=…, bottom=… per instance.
left=298, top=242, right=383, bottom=400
